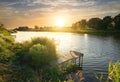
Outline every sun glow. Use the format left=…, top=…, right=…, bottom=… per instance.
left=56, top=18, right=65, bottom=28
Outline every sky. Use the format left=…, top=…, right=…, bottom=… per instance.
left=0, top=0, right=120, bottom=28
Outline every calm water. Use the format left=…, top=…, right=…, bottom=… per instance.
left=12, top=31, right=120, bottom=82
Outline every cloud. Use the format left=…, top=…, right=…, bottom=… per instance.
left=0, top=0, right=120, bottom=28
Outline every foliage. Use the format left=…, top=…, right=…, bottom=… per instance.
left=0, top=32, right=15, bottom=81
left=25, top=44, right=49, bottom=68
left=16, top=37, right=57, bottom=68
left=102, top=16, right=113, bottom=29
left=114, top=14, right=120, bottom=29
left=0, top=25, right=10, bottom=35
left=10, top=66, right=37, bottom=82
left=65, top=62, right=78, bottom=73
left=94, top=73, right=103, bottom=82
left=95, top=61, right=120, bottom=82
left=15, top=26, right=29, bottom=31
left=0, top=46, right=14, bottom=63
left=72, top=19, right=87, bottom=29
left=87, top=18, right=103, bottom=29
left=45, top=66, right=62, bottom=82
left=8, top=37, right=59, bottom=82
left=31, top=37, right=56, bottom=60
left=108, top=61, right=120, bottom=82
left=72, top=13, right=120, bottom=30
left=0, top=34, right=14, bottom=45
left=0, top=35, right=14, bottom=63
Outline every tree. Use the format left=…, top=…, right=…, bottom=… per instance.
left=17, top=26, right=29, bottom=31
left=114, top=14, right=120, bottom=29
left=34, top=25, right=39, bottom=29
left=79, top=19, right=87, bottom=29
left=72, top=22, right=80, bottom=30
left=102, top=16, right=113, bottom=29
left=72, top=19, right=87, bottom=29
left=87, top=18, right=103, bottom=29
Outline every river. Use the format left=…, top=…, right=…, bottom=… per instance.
left=12, top=31, right=120, bottom=82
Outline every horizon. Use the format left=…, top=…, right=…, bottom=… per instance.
left=0, top=0, right=120, bottom=28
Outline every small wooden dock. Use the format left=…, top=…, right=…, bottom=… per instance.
left=58, top=50, right=84, bottom=68
left=57, top=51, right=84, bottom=82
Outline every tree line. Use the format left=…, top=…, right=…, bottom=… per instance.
left=72, top=14, right=120, bottom=30
left=6, top=13, right=120, bottom=31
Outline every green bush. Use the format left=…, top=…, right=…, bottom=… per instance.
left=45, top=66, right=61, bottom=82
left=0, top=46, right=14, bottom=63
left=0, top=35, right=14, bottom=63
left=31, top=37, right=57, bottom=60
left=0, top=34, right=15, bottom=81
left=10, top=66, right=37, bottom=82
left=0, top=28, right=10, bottom=36
left=0, top=35, right=14, bottom=49
left=17, top=37, right=57, bottom=68
left=25, top=44, right=49, bottom=68
left=12, top=37, right=58, bottom=81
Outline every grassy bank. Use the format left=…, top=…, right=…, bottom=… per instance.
left=0, top=28, right=10, bottom=35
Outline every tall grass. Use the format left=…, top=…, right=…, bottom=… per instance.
left=108, top=61, right=120, bottom=82
left=95, top=61, right=120, bottom=82
left=0, top=35, right=14, bottom=63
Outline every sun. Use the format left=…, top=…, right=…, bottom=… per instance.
left=56, top=18, right=65, bottom=28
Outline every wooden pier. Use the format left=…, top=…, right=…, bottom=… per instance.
left=57, top=51, right=84, bottom=82
left=58, top=50, right=84, bottom=68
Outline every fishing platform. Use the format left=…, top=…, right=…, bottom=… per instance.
left=58, top=50, right=84, bottom=68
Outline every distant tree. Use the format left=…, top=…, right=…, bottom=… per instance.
left=102, top=16, right=113, bottom=29
left=34, top=25, right=39, bottom=29
left=72, top=22, right=80, bottom=30
left=114, top=14, right=120, bottom=30
left=79, top=19, right=87, bottom=29
left=72, top=19, right=87, bottom=29
left=87, top=18, right=103, bottom=29
left=17, top=26, right=29, bottom=31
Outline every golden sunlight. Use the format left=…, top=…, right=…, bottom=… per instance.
left=56, top=17, right=65, bottom=28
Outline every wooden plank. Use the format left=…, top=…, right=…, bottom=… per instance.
left=58, top=51, right=83, bottom=64
left=70, top=51, right=84, bottom=57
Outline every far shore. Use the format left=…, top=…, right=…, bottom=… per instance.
left=12, top=29, right=120, bottom=36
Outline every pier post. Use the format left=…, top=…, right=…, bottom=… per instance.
left=74, top=58, right=76, bottom=64
left=79, top=56, right=80, bottom=67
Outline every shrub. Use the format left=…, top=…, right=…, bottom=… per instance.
left=45, top=66, right=61, bottom=82
left=25, top=44, right=49, bottom=68
left=0, top=46, right=14, bottom=63
left=31, top=37, right=57, bottom=60
left=10, top=66, right=37, bottom=82
left=0, top=34, right=14, bottom=44
left=0, top=35, right=14, bottom=63
left=17, top=37, right=57, bottom=68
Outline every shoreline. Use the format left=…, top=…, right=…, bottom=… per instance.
left=12, top=29, right=120, bottom=36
